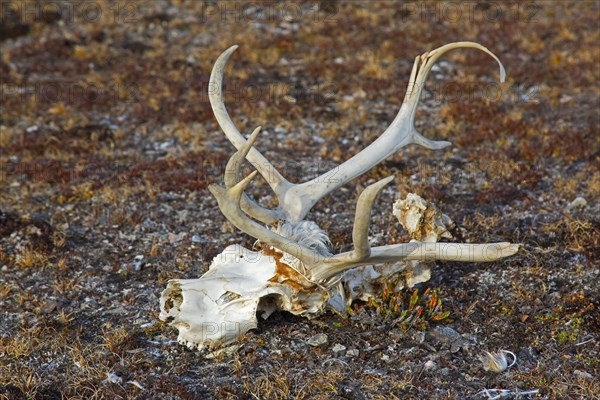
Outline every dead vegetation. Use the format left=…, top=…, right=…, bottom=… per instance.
left=1, top=1, right=598, bottom=399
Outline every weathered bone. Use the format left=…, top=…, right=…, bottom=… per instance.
left=160, top=42, right=518, bottom=352
left=209, top=42, right=505, bottom=223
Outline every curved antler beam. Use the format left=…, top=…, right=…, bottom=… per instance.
left=161, top=42, right=519, bottom=353
left=209, top=43, right=506, bottom=223
left=208, top=46, right=292, bottom=200
left=312, top=242, right=519, bottom=282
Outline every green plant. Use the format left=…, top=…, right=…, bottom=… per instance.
left=352, top=281, right=451, bottom=332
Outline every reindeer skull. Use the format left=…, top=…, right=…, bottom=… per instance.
left=159, top=42, right=518, bottom=352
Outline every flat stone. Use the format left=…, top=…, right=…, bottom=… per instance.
left=306, top=333, right=328, bottom=347
left=332, top=343, right=346, bottom=353
left=346, top=349, right=359, bottom=357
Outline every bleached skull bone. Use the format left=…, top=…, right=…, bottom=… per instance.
left=160, top=194, right=453, bottom=351
left=159, top=245, right=275, bottom=350
left=159, top=222, right=334, bottom=351
left=159, top=243, right=330, bottom=351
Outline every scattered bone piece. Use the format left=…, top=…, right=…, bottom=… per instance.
left=480, top=350, right=517, bottom=372
left=393, top=193, right=453, bottom=242
left=337, top=193, right=451, bottom=309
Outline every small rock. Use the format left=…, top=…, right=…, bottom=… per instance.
left=332, top=343, right=346, bottom=354
left=105, top=306, right=128, bottom=315
left=424, top=360, right=437, bottom=371
left=307, top=333, right=328, bottom=347
left=186, top=54, right=197, bottom=65
left=130, top=261, right=143, bottom=271
left=38, top=300, right=57, bottom=314
left=568, top=196, right=587, bottom=209
left=139, top=218, right=156, bottom=230
left=192, top=235, right=207, bottom=243
left=381, top=354, right=390, bottom=362
left=105, top=372, right=122, bottom=384
left=166, top=232, right=187, bottom=244
left=430, top=326, right=473, bottom=352
left=431, top=326, right=461, bottom=343
left=573, top=370, right=593, bottom=380
left=157, top=139, right=175, bottom=150
left=177, top=210, right=189, bottom=223
left=346, top=349, right=359, bottom=357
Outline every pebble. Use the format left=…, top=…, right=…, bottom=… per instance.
left=424, top=360, right=437, bottom=371
left=306, top=333, right=328, bottom=347
left=332, top=343, right=346, bottom=354
left=346, top=349, right=359, bottom=357
left=568, top=196, right=587, bottom=209
left=431, top=326, right=461, bottom=343
left=166, top=232, right=187, bottom=244
left=430, top=326, right=473, bottom=352
left=192, top=235, right=207, bottom=243
left=130, top=261, right=143, bottom=271
left=105, top=372, right=122, bottom=384
left=38, top=300, right=58, bottom=314
left=105, top=306, right=128, bottom=315
left=573, top=370, right=593, bottom=380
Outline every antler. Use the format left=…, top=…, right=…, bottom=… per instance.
left=209, top=130, right=519, bottom=283
left=209, top=42, right=505, bottom=223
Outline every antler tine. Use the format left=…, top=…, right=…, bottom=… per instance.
left=209, top=46, right=292, bottom=200
left=209, top=92, right=518, bottom=284
left=312, top=241, right=519, bottom=283
left=285, top=42, right=507, bottom=221
left=350, top=176, right=395, bottom=261
left=209, top=171, right=323, bottom=271
left=403, top=42, right=506, bottom=135
left=209, top=43, right=506, bottom=223
left=224, top=126, right=283, bottom=225
left=301, top=176, right=393, bottom=283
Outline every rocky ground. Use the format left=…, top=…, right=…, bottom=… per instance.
left=1, top=1, right=598, bottom=399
